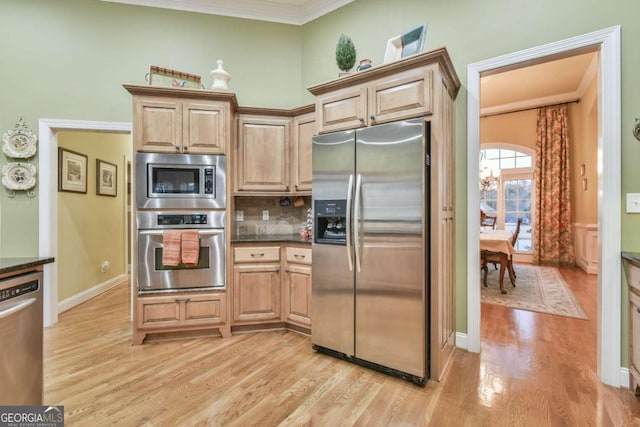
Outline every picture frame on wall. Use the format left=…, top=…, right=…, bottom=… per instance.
left=58, top=147, right=87, bottom=194
left=96, top=159, right=117, bottom=197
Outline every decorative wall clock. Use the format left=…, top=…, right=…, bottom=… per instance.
left=1, top=162, right=36, bottom=197
left=2, top=117, right=37, bottom=159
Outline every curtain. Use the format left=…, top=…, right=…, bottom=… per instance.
left=533, top=104, right=575, bottom=266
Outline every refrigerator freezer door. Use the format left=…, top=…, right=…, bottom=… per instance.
left=312, top=130, right=356, bottom=356
left=354, top=118, right=427, bottom=377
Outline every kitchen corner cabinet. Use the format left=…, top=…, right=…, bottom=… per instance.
left=283, top=246, right=312, bottom=328
left=133, top=292, right=230, bottom=345
left=236, top=115, right=290, bottom=192
left=124, top=84, right=236, bottom=154
left=235, top=106, right=314, bottom=194
left=232, top=245, right=281, bottom=324
left=291, top=112, right=315, bottom=193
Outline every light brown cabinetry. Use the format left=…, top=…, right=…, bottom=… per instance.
left=283, top=246, right=312, bottom=327
left=133, top=292, right=230, bottom=345
left=124, top=84, right=236, bottom=154
left=314, top=68, right=433, bottom=134
left=232, top=245, right=281, bottom=324
left=624, top=257, right=640, bottom=394
left=235, top=107, right=314, bottom=194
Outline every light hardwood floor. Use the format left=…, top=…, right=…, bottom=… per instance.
left=44, top=268, right=640, bottom=426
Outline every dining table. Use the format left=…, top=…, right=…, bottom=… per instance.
left=480, top=229, right=516, bottom=294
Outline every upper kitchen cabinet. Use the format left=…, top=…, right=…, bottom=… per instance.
left=124, top=84, right=237, bottom=154
left=309, top=49, right=458, bottom=134
left=235, top=106, right=314, bottom=195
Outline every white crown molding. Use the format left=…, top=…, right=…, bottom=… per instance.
left=100, top=0, right=354, bottom=25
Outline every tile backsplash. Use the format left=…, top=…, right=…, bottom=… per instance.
left=234, top=196, right=311, bottom=236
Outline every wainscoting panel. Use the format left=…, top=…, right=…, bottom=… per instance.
left=573, top=223, right=598, bottom=275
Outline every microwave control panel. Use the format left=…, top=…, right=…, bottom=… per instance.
left=204, top=168, right=214, bottom=195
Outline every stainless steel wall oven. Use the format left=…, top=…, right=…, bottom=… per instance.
left=137, top=211, right=226, bottom=293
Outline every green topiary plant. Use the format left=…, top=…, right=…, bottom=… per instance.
left=335, top=34, right=356, bottom=72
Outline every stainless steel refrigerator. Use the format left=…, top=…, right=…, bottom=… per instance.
left=311, top=118, right=429, bottom=385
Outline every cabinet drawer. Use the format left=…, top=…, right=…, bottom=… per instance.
left=629, top=264, right=640, bottom=294
left=234, top=246, right=280, bottom=263
left=286, top=247, right=312, bottom=265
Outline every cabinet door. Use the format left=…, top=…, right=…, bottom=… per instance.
left=284, top=263, right=311, bottom=327
left=183, top=102, right=227, bottom=154
left=292, top=113, right=315, bottom=193
left=316, top=86, right=367, bottom=133
left=134, top=98, right=182, bottom=153
left=184, top=294, right=227, bottom=327
left=233, top=263, right=281, bottom=324
left=237, top=116, right=290, bottom=192
left=137, top=295, right=181, bottom=329
left=368, top=68, right=433, bottom=125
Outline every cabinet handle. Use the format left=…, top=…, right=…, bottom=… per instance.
left=251, top=253, right=265, bottom=257
left=294, top=254, right=306, bottom=259
left=358, top=117, right=365, bottom=123
left=175, top=146, right=180, bottom=151
left=175, top=298, right=191, bottom=303
left=294, top=184, right=298, bottom=189
left=370, top=115, right=376, bottom=121
left=184, top=146, right=189, bottom=150
left=275, top=267, right=280, bottom=273
left=637, top=306, right=640, bottom=314
left=285, top=268, right=290, bottom=273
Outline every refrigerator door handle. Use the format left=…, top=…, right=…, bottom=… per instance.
left=345, top=174, right=354, bottom=272
left=354, top=173, right=362, bottom=273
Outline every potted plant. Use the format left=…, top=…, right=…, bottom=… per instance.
left=335, top=34, right=356, bottom=75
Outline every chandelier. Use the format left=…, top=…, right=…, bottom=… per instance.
left=479, top=154, right=500, bottom=192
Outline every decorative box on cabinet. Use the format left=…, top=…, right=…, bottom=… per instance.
left=124, top=84, right=236, bottom=154
left=232, top=245, right=282, bottom=324
left=133, top=292, right=230, bottom=345
left=283, top=246, right=312, bottom=328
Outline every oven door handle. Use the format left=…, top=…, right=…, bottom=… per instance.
left=138, top=229, right=224, bottom=237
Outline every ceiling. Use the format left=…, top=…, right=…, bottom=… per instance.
left=100, top=0, right=354, bottom=25
left=480, top=51, right=599, bottom=117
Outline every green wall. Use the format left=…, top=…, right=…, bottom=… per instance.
left=0, top=0, right=303, bottom=256
left=4, top=0, right=640, bottom=365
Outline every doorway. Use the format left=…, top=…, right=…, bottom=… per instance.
left=466, top=26, right=622, bottom=387
left=38, top=119, right=132, bottom=327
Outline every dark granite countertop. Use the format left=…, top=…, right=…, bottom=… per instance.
left=622, top=252, right=640, bottom=268
left=0, top=257, right=55, bottom=276
left=232, top=234, right=311, bottom=245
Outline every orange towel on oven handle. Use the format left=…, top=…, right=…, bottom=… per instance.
left=162, top=230, right=182, bottom=267
left=181, top=230, right=200, bottom=266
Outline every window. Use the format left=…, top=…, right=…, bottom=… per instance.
left=480, top=146, right=535, bottom=254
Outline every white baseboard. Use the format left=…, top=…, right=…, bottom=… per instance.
left=58, top=273, right=128, bottom=313
left=620, top=367, right=630, bottom=389
left=456, top=332, right=468, bottom=350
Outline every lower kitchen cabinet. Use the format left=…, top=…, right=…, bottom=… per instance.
left=625, top=257, right=640, bottom=394
left=233, top=263, right=281, bottom=324
left=133, top=292, right=230, bottom=345
left=283, top=246, right=312, bottom=328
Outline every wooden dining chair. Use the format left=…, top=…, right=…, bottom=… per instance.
left=480, top=210, right=497, bottom=229
left=481, top=217, right=522, bottom=287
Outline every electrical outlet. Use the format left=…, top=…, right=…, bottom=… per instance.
left=262, top=210, right=269, bottom=221
left=101, top=260, right=110, bottom=273
left=627, top=193, right=640, bottom=213
left=236, top=210, right=244, bottom=222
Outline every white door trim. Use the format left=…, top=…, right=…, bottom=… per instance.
left=466, top=26, right=621, bottom=387
left=38, top=119, right=132, bottom=327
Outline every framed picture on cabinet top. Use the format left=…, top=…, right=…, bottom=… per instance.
left=96, top=159, right=117, bottom=197
left=58, top=147, right=87, bottom=194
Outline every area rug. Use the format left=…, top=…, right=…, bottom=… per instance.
left=481, top=264, right=588, bottom=319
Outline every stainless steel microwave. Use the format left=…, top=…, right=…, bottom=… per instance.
left=136, top=152, right=226, bottom=209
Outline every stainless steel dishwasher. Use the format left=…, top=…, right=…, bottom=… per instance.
left=0, top=271, right=43, bottom=405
